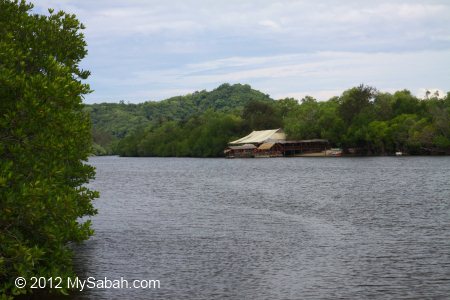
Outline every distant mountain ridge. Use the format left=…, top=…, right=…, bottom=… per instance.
left=85, top=83, right=274, bottom=153
left=86, top=83, right=272, bottom=137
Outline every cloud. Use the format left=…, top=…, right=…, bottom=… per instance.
left=258, top=20, right=282, bottom=31
left=32, top=1, right=450, bottom=44
left=84, top=49, right=450, bottom=102
left=29, top=0, right=450, bottom=103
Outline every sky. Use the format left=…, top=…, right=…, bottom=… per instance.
left=31, top=0, right=450, bottom=103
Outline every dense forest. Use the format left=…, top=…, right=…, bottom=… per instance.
left=87, top=83, right=450, bottom=157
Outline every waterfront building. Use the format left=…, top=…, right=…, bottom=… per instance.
left=224, top=129, right=332, bottom=158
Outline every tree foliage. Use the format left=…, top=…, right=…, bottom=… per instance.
left=87, top=83, right=273, bottom=154
left=0, top=1, right=97, bottom=298
left=338, top=84, right=377, bottom=125
left=108, top=83, right=449, bottom=157
left=117, top=110, right=244, bottom=157
left=242, top=99, right=282, bottom=131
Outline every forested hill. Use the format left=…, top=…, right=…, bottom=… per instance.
left=86, top=83, right=450, bottom=157
left=85, top=83, right=273, bottom=153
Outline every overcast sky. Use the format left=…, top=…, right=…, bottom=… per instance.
left=32, top=0, right=450, bottom=103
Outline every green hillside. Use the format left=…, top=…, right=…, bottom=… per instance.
left=86, top=83, right=450, bottom=157
left=85, top=83, right=273, bottom=154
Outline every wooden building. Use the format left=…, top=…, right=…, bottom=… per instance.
left=255, top=143, right=283, bottom=158
left=225, top=129, right=334, bottom=158
left=224, top=144, right=256, bottom=158
left=279, top=139, right=330, bottom=156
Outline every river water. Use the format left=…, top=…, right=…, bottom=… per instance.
left=71, top=156, right=450, bottom=299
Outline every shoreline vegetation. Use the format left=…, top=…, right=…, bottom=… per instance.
left=1, top=1, right=98, bottom=299
left=87, top=83, right=450, bottom=157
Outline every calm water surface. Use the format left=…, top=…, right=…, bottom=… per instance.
left=71, top=156, right=450, bottom=299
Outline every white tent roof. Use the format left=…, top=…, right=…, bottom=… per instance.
left=229, top=129, right=286, bottom=145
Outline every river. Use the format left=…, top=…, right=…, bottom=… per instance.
left=70, top=156, right=450, bottom=299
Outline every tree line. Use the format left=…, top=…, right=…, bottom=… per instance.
left=89, top=84, right=450, bottom=157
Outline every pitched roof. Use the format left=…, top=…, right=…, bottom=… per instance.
left=257, top=142, right=275, bottom=150
left=229, top=129, right=286, bottom=145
